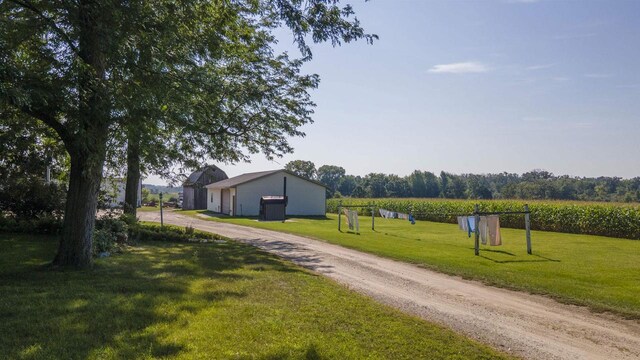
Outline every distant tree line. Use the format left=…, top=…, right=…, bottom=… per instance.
left=284, top=161, right=640, bottom=203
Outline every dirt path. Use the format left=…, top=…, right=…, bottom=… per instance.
left=139, top=211, right=640, bottom=360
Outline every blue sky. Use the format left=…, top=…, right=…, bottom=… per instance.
left=149, top=0, right=640, bottom=184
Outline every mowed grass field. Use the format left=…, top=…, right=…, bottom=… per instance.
left=0, top=233, right=509, bottom=360
left=183, top=211, right=640, bottom=319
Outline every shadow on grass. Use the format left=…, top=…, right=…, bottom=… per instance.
left=532, top=253, right=561, bottom=262
left=469, top=248, right=516, bottom=256
left=383, top=232, right=422, bottom=241
left=479, top=253, right=561, bottom=264
left=0, top=233, right=298, bottom=359
left=261, top=343, right=327, bottom=360
left=238, top=238, right=333, bottom=273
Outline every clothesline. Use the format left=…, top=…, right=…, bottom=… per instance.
left=342, top=208, right=360, bottom=233
left=337, top=202, right=533, bottom=256
left=477, top=210, right=530, bottom=215
left=410, top=210, right=530, bottom=217
left=457, top=215, right=503, bottom=246
left=338, top=204, right=376, bottom=208
left=337, top=202, right=530, bottom=216
left=379, top=208, right=416, bottom=224
left=338, top=203, right=376, bottom=231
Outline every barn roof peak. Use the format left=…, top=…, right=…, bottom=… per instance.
left=183, top=164, right=228, bottom=186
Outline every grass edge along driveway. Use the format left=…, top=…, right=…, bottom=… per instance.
left=0, top=232, right=510, bottom=359
left=180, top=211, right=640, bottom=320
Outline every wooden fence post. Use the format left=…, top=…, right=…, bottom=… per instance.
left=525, top=204, right=532, bottom=254
left=371, top=205, right=375, bottom=230
left=160, top=192, right=164, bottom=228
left=338, top=201, right=342, bottom=232
left=474, top=204, right=480, bottom=256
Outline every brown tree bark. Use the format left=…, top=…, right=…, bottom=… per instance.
left=52, top=0, right=110, bottom=268
left=124, top=127, right=141, bottom=218
left=53, top=144, right=107, bottom=268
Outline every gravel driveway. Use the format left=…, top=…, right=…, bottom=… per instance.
left=139, top=211, right=640, bottom=360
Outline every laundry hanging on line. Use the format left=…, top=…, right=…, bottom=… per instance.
left=379, top=208, right=397, bottom=219
left=457, top=215, right=503, bottom=246
left=467, top=216, right=476, bottom=238
left=343, top=208, right=360, bottom=232
left=478, top=216, right=489, bottom=245
left=459, top=216, right=469, bottom=233
left=379, top=208, right=415, bottom=224
left=487, top=215, right=502, bottom=246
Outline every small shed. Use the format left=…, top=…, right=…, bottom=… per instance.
left=205, top=169, right=326, bottom=216
left=259, top=196, right=287, bottom=221
left=182, top=165, right=228, bottom=210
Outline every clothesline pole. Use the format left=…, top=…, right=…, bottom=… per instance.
left=338, top=201, right=342, bottom=232
left=474, top=204, right=480, bottom=256
left=524, top=204, right=532, bottom=254
left=371, top=206, right=375, bottom=230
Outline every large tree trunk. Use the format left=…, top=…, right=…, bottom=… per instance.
left=124, top=127, right=141, bottom=218
left=52, top=0, right=110, bottom=268
left=53, top=146, right=106, bottom=268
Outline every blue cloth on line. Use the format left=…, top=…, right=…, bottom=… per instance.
left=467, top=217, right=476, bottom=238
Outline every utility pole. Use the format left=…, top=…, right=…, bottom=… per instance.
left=159, top=192, right=164, bottom=227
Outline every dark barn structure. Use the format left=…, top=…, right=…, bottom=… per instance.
left=182, top=165, right=228, bottom=210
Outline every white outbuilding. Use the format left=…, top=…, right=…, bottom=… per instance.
left=205, top=169, right=326, bottom=217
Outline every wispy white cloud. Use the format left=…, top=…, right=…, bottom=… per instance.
left=584, top=73, right=613, bottom=79
left=527, top=63, right=555, bottom=71
left=427, top=61, right=489, bottom=74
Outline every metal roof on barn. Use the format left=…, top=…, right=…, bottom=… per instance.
left=183, top=165, right=228, bottom=187
left=205, top=169, right=327, bottom=189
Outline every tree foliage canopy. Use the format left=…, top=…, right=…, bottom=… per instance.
left=0, top=109, right=67, bottom=219
left=0, top=0, right=376, bottom=267
left=285, top=159, right=317, bottom=180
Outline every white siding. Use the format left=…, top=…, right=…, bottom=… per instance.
left=230, top=188, right=236, bottom=215
left=207, top=188, right=222, bottom=212
left=221, top=189, right=230, bottom=214
left=235, top=172, right=326, bottom=216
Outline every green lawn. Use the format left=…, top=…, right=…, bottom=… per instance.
left=181, top=211, right=640, bottom=319
left=0, top=233, right=508, bottom=359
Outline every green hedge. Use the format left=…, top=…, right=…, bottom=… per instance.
left=0, top=214, right=63, bottom=234
left=328, top=199, right=640, bottom=240
left=131, top=223, right=226, bottom=243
